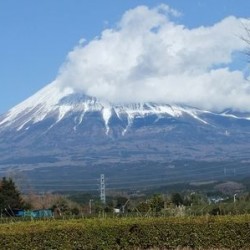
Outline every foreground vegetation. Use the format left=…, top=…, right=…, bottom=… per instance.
left=0, top=215, right=250, bottom=249
left=2, top=177, right=250, bottom=248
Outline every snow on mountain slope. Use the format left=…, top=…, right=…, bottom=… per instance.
left=1, top=81, right=250, bottom=136
left=0, top=81, right=72, bottom=128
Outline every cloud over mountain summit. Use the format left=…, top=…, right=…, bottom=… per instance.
left=55, top=4, right=250, bottom=111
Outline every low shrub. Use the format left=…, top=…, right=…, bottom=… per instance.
left=0, top=215, right=250, bottom=249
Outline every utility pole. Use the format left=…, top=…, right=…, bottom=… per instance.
left=89, top=199, right=93, bottom=214
left=100, top=174, right=106, bottom=204
left=122, top=199, right=129, bottom=213
left=234, top=194, right=237, bottom=203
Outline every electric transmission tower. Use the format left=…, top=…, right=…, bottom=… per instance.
left=100, top=174, right=106, bottom=204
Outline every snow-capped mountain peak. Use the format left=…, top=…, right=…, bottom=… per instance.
left=1, top=82, right=250, bottom=137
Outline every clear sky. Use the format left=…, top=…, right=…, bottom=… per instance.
left=0, top=0, right=250, bottom=114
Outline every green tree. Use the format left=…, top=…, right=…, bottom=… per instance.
left=136, top=201, right=150, bottom=213
left=51, top=196, right=81, bottom=216
left=0, top=177, right=24, bottom=210
left=150, top=194, right=164, bottom=212
left=171, top=193, right=183, bottom=207
left=184, top=192, right=208, bottom=206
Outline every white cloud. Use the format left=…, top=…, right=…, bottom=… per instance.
left=56, top=4, right=250, bottom=111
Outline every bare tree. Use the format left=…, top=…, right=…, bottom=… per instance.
left=241, top=22, right=250, bottom=61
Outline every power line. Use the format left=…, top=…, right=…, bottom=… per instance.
left=20, top=164, right=250, bottom=186
left=20, top=165, right=250, bottom=185
left=19, top=169, right=250, bottom=192
left=11, top=162, right=250, bottom=193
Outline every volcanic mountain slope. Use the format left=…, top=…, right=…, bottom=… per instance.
left=1, top=81, right=250, bottom=189
left=1, top=81, right=250, bottom=161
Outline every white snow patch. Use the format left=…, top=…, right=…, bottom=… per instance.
left=178, top=107, right=209, bottom=125
left=122, top=112, right=134, bottom=136
left=102, top=107, right=112, bottom=135
left=57, top=105, right=72, bottom=122
left=73, top=111, right=86, bottom=131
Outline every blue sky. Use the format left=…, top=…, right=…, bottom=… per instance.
left=0, top=0, right=250, bottom=114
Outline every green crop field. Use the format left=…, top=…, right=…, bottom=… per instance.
left=0, top=215, right=250, bottom=249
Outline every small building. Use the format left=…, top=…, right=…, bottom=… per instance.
left=11, top=209, right=53, bottom=218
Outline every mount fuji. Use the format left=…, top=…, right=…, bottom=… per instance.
left=1, top=82, right=250, bottom=190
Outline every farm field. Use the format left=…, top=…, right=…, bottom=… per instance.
left=0, top=215, right=250, bottom=249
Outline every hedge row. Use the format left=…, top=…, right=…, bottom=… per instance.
left=0, top=215, right=250, bottom=249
